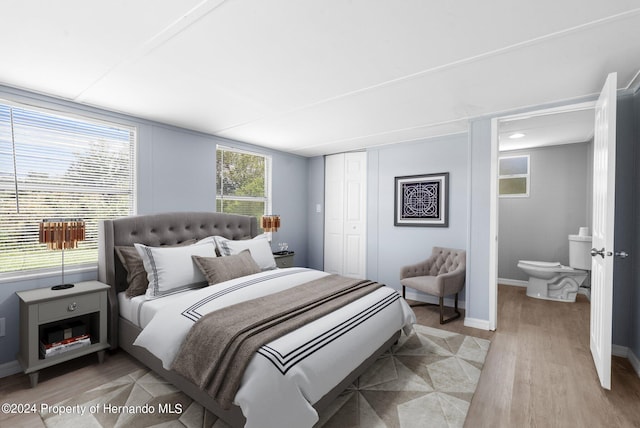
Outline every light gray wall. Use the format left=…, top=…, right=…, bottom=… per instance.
left=0, top=85, right=309, bottom=366
left=467, top=119, right=493, bottom=323
left=306, top=135, right=469, bottom=302
left=498, top=143, right=592, bottom=281
left=306, top=156, right=325, bottom=271
left=366, top=135, right=469, bottom=302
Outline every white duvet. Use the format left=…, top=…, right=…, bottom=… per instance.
left=133, top=268, right=416, bottom=428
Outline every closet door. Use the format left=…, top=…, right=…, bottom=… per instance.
left=324, top=152, right=367, bottom=278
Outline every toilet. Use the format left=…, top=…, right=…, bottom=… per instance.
left=517, top=231, right=592, bottom=302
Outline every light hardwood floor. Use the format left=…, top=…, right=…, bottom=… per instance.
left=1, top=284, right=639, bottom=427
left=414, top=284, right=640, bottom=428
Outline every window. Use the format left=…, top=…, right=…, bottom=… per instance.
left=0, top=101, right=136, bottom=275
left=499, top=155, right=529, bottom=197
left=216, top=146, right=271, bottom=230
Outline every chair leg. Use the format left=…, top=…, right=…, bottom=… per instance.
left=440, top=293, right=461, bottom=324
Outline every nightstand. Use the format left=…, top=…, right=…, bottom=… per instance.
left=16, top=280, right=110, bottom=387
left=273, top=251, right=295, bottom=268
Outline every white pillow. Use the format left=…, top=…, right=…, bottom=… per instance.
left=135, top=237, right=218, bottom=299
left=214, top=234, right=277, bottom=270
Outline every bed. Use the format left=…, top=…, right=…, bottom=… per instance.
left=98, top=211, right=415, bottom=427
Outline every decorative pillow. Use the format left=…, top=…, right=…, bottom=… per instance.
left=192, top=250, right=261, bottom=286
left=116, top=239, right=196, bottom=298
left=214, top=234, right=277, bottom=270
left=134, top=237, right=218, bottom=299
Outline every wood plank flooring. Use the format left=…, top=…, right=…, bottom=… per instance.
left=411, top=284, right=640, bottom=428
left=1, top=284, right=639, bottom=427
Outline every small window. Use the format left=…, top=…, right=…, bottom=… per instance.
left=499, top=155, right=529, bottom=197
left=216, top=146, right=271, bottom=231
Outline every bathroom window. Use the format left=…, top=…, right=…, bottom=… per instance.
left=499, top=155, right=529, bottom=197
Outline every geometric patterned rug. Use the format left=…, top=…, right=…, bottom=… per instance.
left=316, top=324, right=490, bottom=428
left=40, top=324, right=490, bottom=428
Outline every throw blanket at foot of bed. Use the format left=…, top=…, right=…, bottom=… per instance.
left=171, top=274, right=383, bottom=409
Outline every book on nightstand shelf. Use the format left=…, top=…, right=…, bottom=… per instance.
left=40, top=334, right=91, bottom=358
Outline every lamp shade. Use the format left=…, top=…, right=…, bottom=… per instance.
left=261, top=215, right=280, bottom=232
left=39, top=219, right=86, bottom=250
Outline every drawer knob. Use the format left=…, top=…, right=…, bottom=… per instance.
left=67, top=302, right=77, bottom=312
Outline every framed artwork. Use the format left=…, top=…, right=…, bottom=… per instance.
left=394, top=172, right=449, bottom=227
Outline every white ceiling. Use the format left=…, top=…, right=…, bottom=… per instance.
left=498, top=107, right=595, bottom=151
left=2, top=1, right=640, bottom=157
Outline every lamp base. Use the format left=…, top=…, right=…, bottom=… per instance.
left=51, top=284, right=75, bottom=290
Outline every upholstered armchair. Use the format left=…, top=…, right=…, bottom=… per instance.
left=400, top=247, right=466, bottom=324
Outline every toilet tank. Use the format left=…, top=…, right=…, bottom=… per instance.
left=569, top=234, right=592, bottom=270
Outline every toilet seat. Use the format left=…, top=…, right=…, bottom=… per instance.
left=519, top=260, right=561, bottom=268
left=518, top=260, right=578, bottom=273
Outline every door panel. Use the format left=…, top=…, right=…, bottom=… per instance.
left=324, top=154, right=345, bottom=275
left=324, top=152, right=367, bottom=278
left=590, top=72, right=617, bottom=390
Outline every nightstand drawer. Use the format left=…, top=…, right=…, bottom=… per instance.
left=273, top=252, right=294, bottom=268
left=38, top=293, right=100, bottom=323
left=276, top=256, right=294, bottom=268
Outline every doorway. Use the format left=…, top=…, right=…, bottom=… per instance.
left=488, top=101, right=596, bottom=330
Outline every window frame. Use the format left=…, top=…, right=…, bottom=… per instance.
left=498, top=154, right=530, bottom=198
left=215, top=145, right=272, bottom=230
left=0, top=98, right=137, bottom=281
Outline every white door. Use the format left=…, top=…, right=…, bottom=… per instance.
left=324, top=152, right=367, bottom=278
left=590, top=72, right=617, bottom=390
left=343, top=153, right=367, bottom=278
left=324, top=154, right=346, bottom=275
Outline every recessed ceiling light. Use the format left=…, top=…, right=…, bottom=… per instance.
left=509, top=132, right=526, bottom=139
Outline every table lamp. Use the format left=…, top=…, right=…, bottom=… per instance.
left=39, top=218, right=85, bottom=289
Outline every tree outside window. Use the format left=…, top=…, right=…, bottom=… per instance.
left=216, top=146, right=271, bottom=231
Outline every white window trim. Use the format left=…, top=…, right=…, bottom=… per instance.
left=216, top=144, right=272, bottom=218
left=498, top=154, right=530, bottom=198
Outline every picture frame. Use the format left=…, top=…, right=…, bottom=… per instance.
left=394, top=172, right=449, bottom=227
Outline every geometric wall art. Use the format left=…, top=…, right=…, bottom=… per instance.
left=394, top=172, right=449, bottom=227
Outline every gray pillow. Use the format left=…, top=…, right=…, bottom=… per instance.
left=116, top=239, right=196, bottom=298
left=192, top=250, right=261, bottom=286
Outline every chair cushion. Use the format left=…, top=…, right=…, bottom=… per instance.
left=401, top=276, right=440, bottom=295
left=401, top=272, right=465, bottom=297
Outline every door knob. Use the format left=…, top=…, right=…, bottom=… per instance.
left=590, top=248, right=606, bottom=258
left=615, top=251, right=629, bottom=258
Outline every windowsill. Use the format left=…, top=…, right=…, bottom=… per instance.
left=0, top=264, right=98, bottom=284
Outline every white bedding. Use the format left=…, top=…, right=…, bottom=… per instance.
left=118, top=290, right=173, bottom=328
left=133, top=267, right=416, bottom=428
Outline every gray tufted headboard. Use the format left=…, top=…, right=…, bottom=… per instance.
left=98, top=211, right=258, bottom=349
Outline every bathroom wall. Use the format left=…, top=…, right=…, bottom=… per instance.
left=498, top=141, right=592, bottom=282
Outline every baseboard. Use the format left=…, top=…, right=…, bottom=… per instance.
left=626, top=348, right=640, bottom=379
left=611, top=345, right=640, bottom=380
left=463, top=317, right=491, bottom=331
left=0, top=359, right=22, bottom=378
left=498, top=278, right=528, bottom=287
left=612, top=344, right=628, bottom=358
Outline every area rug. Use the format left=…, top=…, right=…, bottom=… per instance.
left=40, top=324, right=490, bottom=428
